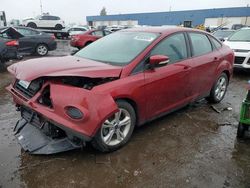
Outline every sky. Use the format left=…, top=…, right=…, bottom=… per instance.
left=1, top=0, right=250, bottom=25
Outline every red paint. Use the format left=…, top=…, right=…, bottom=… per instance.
left=7, top=27, right=234, bottom=139
left=70, top=30, right=103, bottom=48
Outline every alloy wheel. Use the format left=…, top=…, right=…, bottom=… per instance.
left=101, top=108, right=131, bottom=146
left=37, top=45, right=48, bottom=56
left=214, top=76, right=227, bottom=101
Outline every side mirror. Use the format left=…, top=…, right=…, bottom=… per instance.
left=149, top=55, right=169, bottom=68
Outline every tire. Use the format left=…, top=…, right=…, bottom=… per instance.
left=91, top=100, right=136, bottom=152
left=0, top=59, right=5, bottom=72
left=84, top=41, right=92, bottom=47
left=206, top=73, right=228, bottom=103
left=55, top=24, right=63, bottom=30
left=36, top=44, right=48, bottom=56
left=237, top=123, right=246, bottom=139
left=27, top=22, right=37, bottom=29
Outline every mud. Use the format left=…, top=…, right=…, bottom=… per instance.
left=0, top=42, right=250, bottom=187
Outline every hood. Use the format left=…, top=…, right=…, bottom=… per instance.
left=8, top=56, right=123, bottom=81
left=224, top=40, right=250, bottom=50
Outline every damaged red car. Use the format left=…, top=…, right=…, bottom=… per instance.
left=7, top=27, right=234, bottom=154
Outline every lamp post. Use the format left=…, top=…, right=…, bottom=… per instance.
left=40, top=0, right=43, bottom=15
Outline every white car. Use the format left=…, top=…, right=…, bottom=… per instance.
left=67, top=26, right=89, bottom=36
left=22, top=15, right=65, bottom=30
left=224, top=28, right=250, bottom=69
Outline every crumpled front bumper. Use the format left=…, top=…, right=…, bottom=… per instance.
left=7, top=82, right=119, bottom=154
left=14, top=118, right=81, bottom=154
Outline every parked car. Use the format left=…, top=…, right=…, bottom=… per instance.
left=70, top=29, right=112, bottom=49
left=0, top=27, right=20, bottom=66
left=213, top=30, right=235, bottom=41
left=7, top=27, right=234, bottom=154
left=1, top=27, right=57, bottom=56
left=224, top=28, right=250, bottom=69
left=231, top=24, right=247, bottom=30
left=22, top=14, right=65, bottom=30
left=68, top=26, right=89, bottom=36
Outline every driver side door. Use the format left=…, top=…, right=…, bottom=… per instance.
left=144, top=33, right=194, bottom=120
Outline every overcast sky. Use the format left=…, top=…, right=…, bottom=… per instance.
left=1, top=0, right=250, bottom=25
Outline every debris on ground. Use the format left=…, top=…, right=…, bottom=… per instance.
left=133, top=170, right=142, bottom=176
left=211, top=105, right=222, bottom=113
left=211, top=105, right=233, bottom=113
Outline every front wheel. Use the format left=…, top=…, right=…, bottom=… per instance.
left=27, top=22, right=37, bottom=29
left=91, top=100, right=136, bottom=152
left=206, top=73, right=228, bottom=103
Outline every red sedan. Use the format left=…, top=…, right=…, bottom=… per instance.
left=70, top=29, right=111, bottom=49
left=7, top=27, right=234, bottom=154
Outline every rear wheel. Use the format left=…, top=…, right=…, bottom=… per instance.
left=91, top=100, right=136, bottom=152
left=206, top=73, right=228, bottom=103
left=55, top=24, right=63, bottom=30
left=36, top=44, right=48, bottom=56
left=27, top=22, right=37, bottom=29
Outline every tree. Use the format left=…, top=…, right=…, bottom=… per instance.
left=100, top=7, right=107, bottom=16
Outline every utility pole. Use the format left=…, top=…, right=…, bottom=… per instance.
left=40, top=0, right=43, bottom=15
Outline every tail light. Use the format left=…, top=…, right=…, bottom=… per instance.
left=72, top=35, right=80, bottom=41
left=51, top=35, right=56, bottom=40
left=6, top=40, right=19, bottom=47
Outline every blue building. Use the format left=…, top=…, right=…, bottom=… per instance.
left=87, top=7, right=250, bottom=28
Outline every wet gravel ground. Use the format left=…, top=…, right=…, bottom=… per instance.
left=0, top=41, right=250, bottom=188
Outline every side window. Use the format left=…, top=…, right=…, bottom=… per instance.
left=189, top=33, right=212, bottom=56
left=150, top=33, right=188, bottom=64
left=91, top=31, right=104, bottom=37
left=210, top=36, right=222, bottom=49
left=17, top=28, right=38, bottom=36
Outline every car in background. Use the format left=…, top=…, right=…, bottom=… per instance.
left=1, top=27, right=57, bottom=56
left=67, top=26, right=89, bottom=36
left=231, top=24, right=248, bottom=30
left=224, top=28, right=250, bottom=69
left=213, top=30, right=235, bottom=41
left=0, top=28, right=20, bottom=69
left=70, top=29, right=112, bottom=49
left=22, top=14, right=65, bottom=30
left=7, top=27, right=234, bottom=154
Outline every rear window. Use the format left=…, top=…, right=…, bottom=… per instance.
left=189, top=33, right=212, bottom=56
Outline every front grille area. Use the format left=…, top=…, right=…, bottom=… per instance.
left=14, top=79, right=43, bottom=99
left=234, top=56, right=246, bottom=65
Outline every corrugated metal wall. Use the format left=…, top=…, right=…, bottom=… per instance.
left=87, top=7, right=250, bottom=26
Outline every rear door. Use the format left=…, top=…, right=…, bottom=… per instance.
left=16, top=28, right=40, bottom=53
left=187, top=32, right=222, bottom=98
left=144, top=33, right=194, bottom=119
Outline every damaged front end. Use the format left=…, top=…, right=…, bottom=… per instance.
left=7, top=76, right=119, bottom=154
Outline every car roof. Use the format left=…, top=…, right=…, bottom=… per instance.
left=120, top=26, right=207, bottom=35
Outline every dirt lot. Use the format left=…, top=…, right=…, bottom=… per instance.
left=0, top=41, right=250, bottom=188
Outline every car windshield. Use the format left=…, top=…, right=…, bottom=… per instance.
left=75, top=32, right=159, bottom=66
left=213, top=30, right=234, bottom=38
left=228, top=29, right=250, bottom=42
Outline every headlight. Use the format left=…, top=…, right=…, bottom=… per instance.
left=65, top=106, right=83, bottom=120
